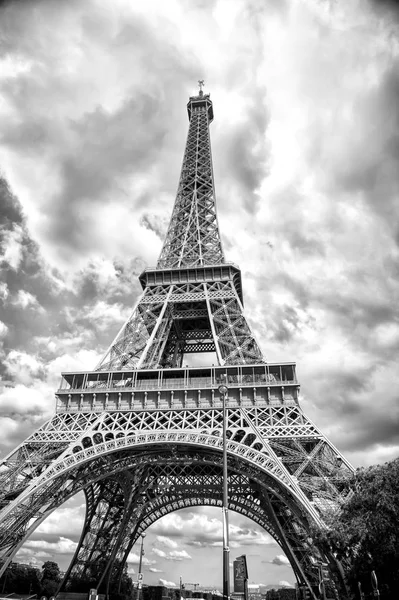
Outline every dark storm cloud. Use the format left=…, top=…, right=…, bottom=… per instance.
left=77, top=257, right=145, bottom=305
left=0, top=0, right=88, bottom=48
left=323, top=64, right=399, bottom=224
left=40, top=96, right=169, bottom=257
left=337, top=401, right=399, bottom=453
left=286, top=230, right=326, bottom=257
left=0, top=178, right=60, bottom=355
left=370, top=0, right=399, bottom=18
left=215, top=90, right=270, bottom=216
left=265, top=305, right=306, bottom=344
left=0, top=174, right=139, bottom=392
left=0, top=177, right=23, bottom=227
left=0, top=0, right=199, bottom=267
left=276, top=268, right=396, bottom=341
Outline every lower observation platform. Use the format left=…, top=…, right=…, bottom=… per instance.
left=56, top=363, right=299, bottom=413
left=139, top=262, right=243, bottom=303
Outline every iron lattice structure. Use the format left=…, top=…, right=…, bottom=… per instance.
left=0, top=89, right=354, bottom=599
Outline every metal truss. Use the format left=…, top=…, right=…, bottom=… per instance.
left=0, top=405, right=352, bottom=597
left=157, top=92, right=224, bottom=269
left=81, top=457, right=324, bottom=594
left=0, top=88, right=355, bottom=599
left=96, top=279, right=264, bottom=370
left=0, top=440, right=345, bottom=597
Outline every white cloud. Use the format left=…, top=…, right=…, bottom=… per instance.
left=271, top=555, right=290, bottom=566
left=33, top=504, right=85, bottom=537
left=0, top=416, right=23, bottom=447
left=156, top=535, right=178, bottom=549
left=11, top=290, right=43, bottom=311
left=152, top=547, right=190, bottom=561
left=22, top=536, right=77, bottom=555
left=85, top=300, right=130, bottom=331
left=0, top=282, right=9, bottom=301
left=278, top=580, right=294, bottom=588
left=153, top=511, right=274, bottom=548
left=127, top=552, right=156, bottom=567
left=16, top=547, right=52, bottom=561
left=0, top=224, right=24, bottom=269
left=0, top=382, right=53, bottom=416
left=168, top=550, right=191, bottom=561
left=0, top=320, right=8, bottom=338
left=4, top=350, right=44, bottom=384
left=159, top=579, right=177, bottom=588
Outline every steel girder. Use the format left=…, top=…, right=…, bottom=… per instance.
left=0, top=413, right=351, bottom=597
left=0, top=406, right=353, bottom=524
left=96, top=280, right=264, bottom=371
left=95, top=90, right=263, bottom=371
left=0, top=440, right=343, bottom=598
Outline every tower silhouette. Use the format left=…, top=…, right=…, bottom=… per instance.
left=0, top=86, right=353, bottom=598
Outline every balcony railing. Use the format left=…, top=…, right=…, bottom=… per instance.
left=57, top=363, right=297, bottom=394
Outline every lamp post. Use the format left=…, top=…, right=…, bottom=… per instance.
left=309, top=557, right=327, bottom=600
left=218, top=381, right=230, bottom=600
left=137, top=533, right=146, bottom=600
left=357, top=581, right=365, bottom=600
left=371, top=571, right=380, bottom=599
left=317, top=564, right=327, bottom=600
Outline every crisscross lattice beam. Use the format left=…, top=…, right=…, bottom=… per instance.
left=157, top=93, right=224, bottom=268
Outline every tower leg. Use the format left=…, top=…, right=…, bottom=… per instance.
left=61, top=473, right=142, bottom=592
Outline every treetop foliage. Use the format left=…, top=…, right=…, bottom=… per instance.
left=314, top=457, right=399, bottom=599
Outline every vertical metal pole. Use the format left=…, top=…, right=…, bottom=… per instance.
left=138, top=533, right=146, bottom=600
left=371, top=571, right=380, bottom=599
left=358, top=582, right=365, bottom=600
left=317, top=565, right=326, bottom=600
left=222, top=389, right=230, bottom=600
left=1, top=568, right=8, bottom=594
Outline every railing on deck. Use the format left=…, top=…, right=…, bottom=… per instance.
left=57, top=363, right=297, bottom=394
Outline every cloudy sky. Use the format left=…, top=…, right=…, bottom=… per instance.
left=1, top=0, right=399, bottom=590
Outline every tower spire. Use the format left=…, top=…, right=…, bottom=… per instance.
left=198, top=79, right=205, bottom=96
left=157, top=84, right=224, bottom=269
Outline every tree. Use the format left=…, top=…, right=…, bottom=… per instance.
left=40, top=560, right=61, bottom=597
left=314, top=458, right=399, bottom=599
left=118, top=562, right=134, bottom=599
left=0, top=562, right=41, bottom=595
left=65, top=558, right=133, bottom=600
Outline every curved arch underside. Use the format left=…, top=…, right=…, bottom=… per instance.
left=0, top=443, right=345, bottom=599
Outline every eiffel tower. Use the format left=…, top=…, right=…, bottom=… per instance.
left=0, top=84, right=353, bottom=599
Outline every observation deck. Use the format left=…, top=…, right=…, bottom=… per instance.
left=56, top=363, right=299, bottom=413
left=187, top=91, right=213, bottom=122
left=139, top=262, right=243, bottom=303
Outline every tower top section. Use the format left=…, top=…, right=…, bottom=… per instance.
left=157, top=82, right=223, bottom=269
left=187, top=80, right=214, bottom=122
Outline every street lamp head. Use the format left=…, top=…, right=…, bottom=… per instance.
left=218, top=384, right=228, bottom=395
left=141, top=533, right=146, bottom=539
